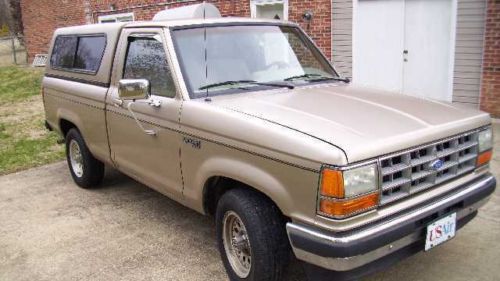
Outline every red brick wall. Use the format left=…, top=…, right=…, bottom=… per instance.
left=20, top=0, right=87, bottom=61
left=20, top=0, right=331, bottom=62
left=480, top=0, right=500, bottom=118
left=91, top=0, right=249, bottom=21
left=289, top=0, right=331, bottom=58
left=92, top=0, right=330, bottom=57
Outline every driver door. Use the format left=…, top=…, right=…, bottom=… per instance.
left=106, top=28, right=183, bottom=199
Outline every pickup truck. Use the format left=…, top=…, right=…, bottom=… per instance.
left=42, top=4, right=496, bottom=281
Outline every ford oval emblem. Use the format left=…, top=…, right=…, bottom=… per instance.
left=429, top=159, right=444, bottom=171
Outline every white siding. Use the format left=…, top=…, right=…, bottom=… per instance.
left=331, top=0, right=353, bottom=77
left=452, top=0, right=487, bottom=108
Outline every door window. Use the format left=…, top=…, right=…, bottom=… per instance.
left=123, top=35, right=176, bottom=98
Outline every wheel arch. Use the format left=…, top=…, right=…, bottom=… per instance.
left=57, top=108, right=83, bottom=137
left=59, top=119, right=78, bottom=137
left=199, top=158, right=293, bottom=218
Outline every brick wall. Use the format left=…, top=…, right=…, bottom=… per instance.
left=20, top=0, right=87, bottom=61
left=289, top=0, right=331, bottom=58
left=480, top=0, right=500, bottom=118
left=91, top=0, right=250, bottom=22
left=92, top=0, right=330, bottom=57
left=20, top=0, right=331, bottom=62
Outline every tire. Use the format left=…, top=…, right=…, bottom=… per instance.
left=65, top=128, right=104, bottom=188
left=216, top=188, right=290, bottom=281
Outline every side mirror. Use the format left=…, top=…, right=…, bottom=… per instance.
left=118, top=79, right=150, bottom=100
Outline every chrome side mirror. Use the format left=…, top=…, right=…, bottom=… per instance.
left=118, top=79, right=150, bottom=100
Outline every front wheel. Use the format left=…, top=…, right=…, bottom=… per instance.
left=216, top=188, right=290, bottom=281
left=65, top=128, right=104, bottom=188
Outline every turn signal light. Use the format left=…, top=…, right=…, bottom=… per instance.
left=319, top=193, right=379, bottom=218
left=476, top=150, right=492, bottom=167
left=320, top=169, right=344, bottom=198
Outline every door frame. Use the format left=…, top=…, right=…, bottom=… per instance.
left=352, top=0, right=458, bottom=102
left=105, top=27, right=185, bottom=199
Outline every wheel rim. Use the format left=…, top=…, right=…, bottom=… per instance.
left=69, top=139, right=84, bottom=178
left=223, top=211, right=252, bottom=278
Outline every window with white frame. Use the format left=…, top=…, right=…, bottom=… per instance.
left=251, top=0, right=288, bottom=21
left=98, top=12, right=134, bottom=23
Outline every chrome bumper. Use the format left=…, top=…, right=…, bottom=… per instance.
left=286, top=174, right=496, bottom=273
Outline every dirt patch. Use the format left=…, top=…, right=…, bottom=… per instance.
left=0, top=66, right=64, bottom=174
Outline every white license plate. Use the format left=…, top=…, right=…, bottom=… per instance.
left=425, top=212, right=457, bottom=251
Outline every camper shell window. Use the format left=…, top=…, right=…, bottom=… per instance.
left=50, top=34, right=107, bottom=74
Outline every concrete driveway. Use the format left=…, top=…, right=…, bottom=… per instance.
left=1, top=123, right=499, bottom=281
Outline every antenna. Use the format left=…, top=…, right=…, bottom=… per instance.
left=203, top=2, right=210, bottom=101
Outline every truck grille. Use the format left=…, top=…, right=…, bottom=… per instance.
left=379, top=131, right=479, bottom=205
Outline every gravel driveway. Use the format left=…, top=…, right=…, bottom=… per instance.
left=1, top=123, right=499, bottom=281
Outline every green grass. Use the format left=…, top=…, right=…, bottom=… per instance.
left=0, top=66, right=65, bottom=175
left=0, top=66, right=42, bottom=104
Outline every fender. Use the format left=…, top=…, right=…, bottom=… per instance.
left=56, top=108, right=84, bottom=137
left=56, top=107, right=109, bottom=163
left=193, top=156, right=294, bottom=216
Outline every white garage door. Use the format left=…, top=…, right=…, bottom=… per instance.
left=353, top=0, right=455, bottom=102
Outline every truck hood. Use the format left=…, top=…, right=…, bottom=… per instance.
left=210, top=84, right=491, bottom=163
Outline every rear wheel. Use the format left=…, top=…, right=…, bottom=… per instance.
left=216, top=188, right=290, bottom=281
left=65, top=128, right=104, bottom=188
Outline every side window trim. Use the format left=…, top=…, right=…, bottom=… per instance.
left=122, top=32, right=176, bottom=99
left=50, top=33, right=107, bottom=75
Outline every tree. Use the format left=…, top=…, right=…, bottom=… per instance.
left=0, top=0, right=23, bottom=37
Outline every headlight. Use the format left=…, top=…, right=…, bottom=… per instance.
left=343, top=164, right=378, bottom=197
left=318, top=164, right=379, bottom=218
left=478, top=128, right=493, bottom=152
left=476, top=127, right=493, bottom=167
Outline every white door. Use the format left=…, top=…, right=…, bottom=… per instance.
left=354, top=0, right=455, bottom=102
left=403, top=0, right=454, bottom=100
left=354, top=0, right=406, bottom=93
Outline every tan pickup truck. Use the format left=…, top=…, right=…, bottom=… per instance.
left=42, top=4, right=496, bottom=281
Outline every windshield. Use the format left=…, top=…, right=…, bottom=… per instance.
left=172, top=25, right=339, bottom=99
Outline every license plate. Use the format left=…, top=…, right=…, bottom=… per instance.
left=425, top=212, right=456, bottom=251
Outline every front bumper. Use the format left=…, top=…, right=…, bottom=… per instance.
left=286, top=174, right=496, bottom=280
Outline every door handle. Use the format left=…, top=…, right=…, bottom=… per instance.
left=148, top=98, right=162, bottom=108
left=112, top=98, right=123, bottom=107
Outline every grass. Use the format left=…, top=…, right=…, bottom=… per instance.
left=0, top=66, right=42, bottom=103
left=0, top=66, right=65, bottom=175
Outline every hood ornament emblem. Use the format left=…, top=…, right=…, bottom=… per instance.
left=429, top=159, right=444, bottom=171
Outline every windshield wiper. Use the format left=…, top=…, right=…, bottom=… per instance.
left=308, top=76, right=350, bottom=83
left=199, top=80, right=294, bottom=91
left=284, top=73, right=322, bottom=81
left=284, top=73, right=350, bottom=83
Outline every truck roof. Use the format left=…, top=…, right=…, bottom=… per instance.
left=46, top=17, right=295, bottom=87
left=53, top=17, right=294, bottom=36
